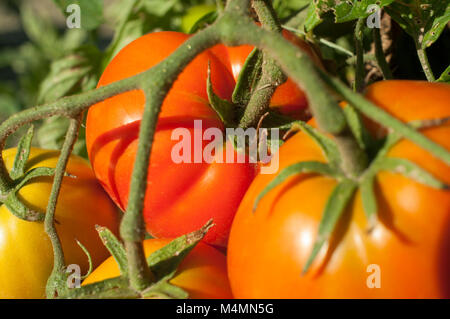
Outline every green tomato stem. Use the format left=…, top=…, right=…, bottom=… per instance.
left=238, top=0, right=286, bottom=129
left=45, top=114, right=82, bottom=298
left=354, top=18, right=365, bottom=92
left=119, top=26, right=220, bottom=291
left=373, top=27, right=393, bottom=80
left=416, top=45, right=435, bottom=82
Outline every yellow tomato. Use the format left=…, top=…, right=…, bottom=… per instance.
left=0, top=148, right=120, bottom=299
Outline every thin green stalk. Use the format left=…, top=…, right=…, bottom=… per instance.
left=119, top=26, right=220, bottom=291
left=354, top=18, right=365, bottom=92
left=252, top=0, right=282, bottom=32
left=45, top=114, right=82, bottom=298
left=216, top=15, right=367, bottom=175
left=416, top=45, right=435, bottom=82
left=282, top=25, right=354, bottom=57
left=238, top=0, right=286, bottom=128
left=373, top=27, right=393, bottom=79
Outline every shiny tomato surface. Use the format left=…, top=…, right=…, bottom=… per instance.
left=227, top=81, right=450, bottom=298
left=86, top=31, right=256, bottom=247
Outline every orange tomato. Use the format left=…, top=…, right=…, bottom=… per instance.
left=227, top=80, right=450, bottom=298
left=83, top=238, right=233, bottom=299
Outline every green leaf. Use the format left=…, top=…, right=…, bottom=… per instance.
left=10, top=126, right=34, bottom=180
left=53, top=0, right=104, bottom=31
left=375, top=157, right=448, bottom=189
left=304, top=1, right=324, bottom=31
left=232, top=48, right=264, bottom=107
left=147, top=220, right=214, bottom=281
left=303, top=179, right=357, bottom=274
left=334, top=0, right=395, bottom=23
left=385, top=1, right=450, bottom=48
left=436, top=65, right=450, bottom=83
left=96, top=225, right=128, bottom=276
left=37, top=116, right=88, bottom=158
left=102, top=17, right=147, bottom=69
left=304, top=0, right=394, bottom=31
left=21, top=3, right=61, bottom=59
left=38, top=46, right=101, bottom=104
left=189, top=11, right=218, bottom=34
left=206, top=64, right=236, bottom=127
left=142, top=0, right=178, bottom=17
left=253, top=161, right=337, bottom=211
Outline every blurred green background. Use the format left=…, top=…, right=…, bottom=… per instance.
left=0, top=0, right=448, bottom=154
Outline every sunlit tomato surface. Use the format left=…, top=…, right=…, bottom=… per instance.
left=227, top=80, right=450, bottom=298
left=211, top=28, right=323, bottom=119
left=0, top=148, right=120, bottom=299
left=83, top=238, right=232, bottom=299
left=86, top=31, right=256, bottom=247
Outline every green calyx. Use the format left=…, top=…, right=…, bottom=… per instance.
left=0, top=125, right=71, bottom=222
left=254, top=116, right=450, bottom=274
left=58, top=220, right=214, bottom=299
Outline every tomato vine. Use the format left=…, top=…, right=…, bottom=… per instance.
left=0, top=0, right=449, bottom=298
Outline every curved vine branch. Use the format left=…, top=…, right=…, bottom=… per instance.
left=238, top=0, right=286, bottom=129
left=45, top=114, right=83, bottom=298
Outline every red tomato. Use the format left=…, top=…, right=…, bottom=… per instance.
left=227, top=80, right=450, bottom=298
left=211, top=28, right=323, bottom=119
left=86, top=31, right=256, bottom=247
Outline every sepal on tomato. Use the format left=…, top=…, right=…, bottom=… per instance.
left=10, top=125, right=34, bottom=180
left=232, top=48, right=263, bottom=107
left=1, top=127, right=74, bottom=222
left=206, top=63, right=236, bottom=127
left=96, top=225, right=128, bottom=276
left=60, top=220, right=214, bottom=299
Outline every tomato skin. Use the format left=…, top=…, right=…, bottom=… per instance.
left=83, top=238, right=232, bottom=299
left=212, top=29, right=323, bottom=119
left=86, top=31, right=256, bottom=247
left=227, top=80, right=450, bottom=298
left=0, top=148, right=120, bottom=299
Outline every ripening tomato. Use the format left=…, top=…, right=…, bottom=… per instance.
left=227, top=80, right=450, bottom=298
left=0, top=148, right=120, bottom=299
left=83, top=238, right=232, bottom=299
left=211, top=28, right=323, bottom=119
left=86, top=31, right=256, bottom=248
